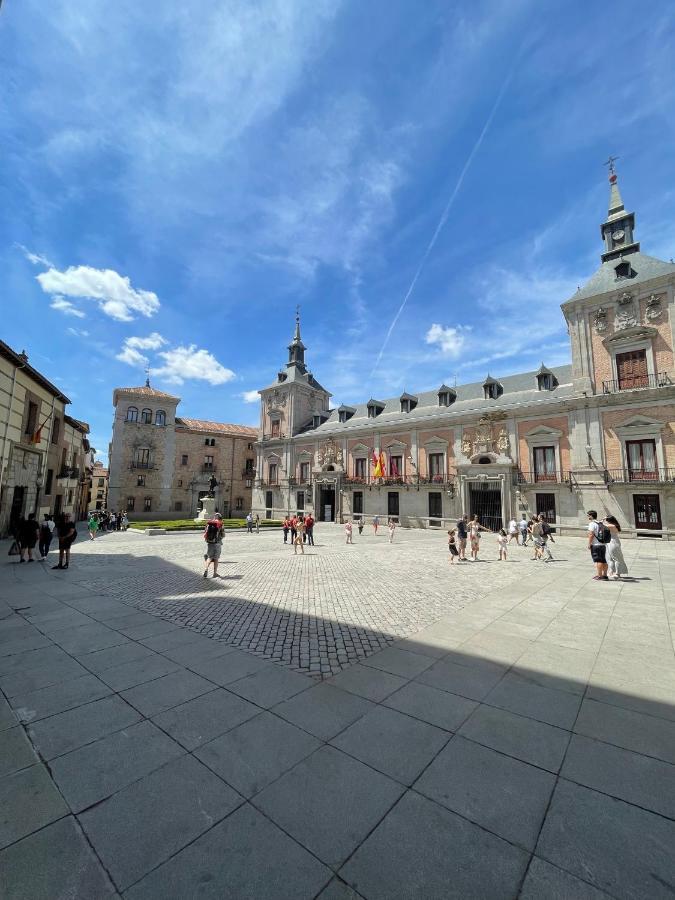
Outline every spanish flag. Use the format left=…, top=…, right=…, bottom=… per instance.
left=373, top=451, right=385, bottom=479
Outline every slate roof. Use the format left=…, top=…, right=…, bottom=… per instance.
left=305, top=364, right=575, bottom=435
left=114, top=384, right=181, bottom=401
left=565, top=252, right=675, bottom=303
left=175, top=418, right=257, bottom=437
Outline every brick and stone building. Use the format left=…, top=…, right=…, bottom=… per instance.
left=88, top=462, right=109, bottom=512
left=0, top=341, right=93, bottom=536
left=107, top=383, right=257, bottom=518
left=252, top=171, right=675, bottom=536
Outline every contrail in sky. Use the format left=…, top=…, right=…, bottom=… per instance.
left=370, top=68, right=517, bottom=375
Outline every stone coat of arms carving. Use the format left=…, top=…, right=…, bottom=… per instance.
left=266, top=389, right=287, bottom=410
left=317, top=439, right=343, bottom=467
left=593, top=308, right=607, bottom=334
left=615, top=292, right=638, bottom=331
left=645, top=294, right=662, bottom=321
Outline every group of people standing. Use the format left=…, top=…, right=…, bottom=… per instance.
left=344, top=516, right=397, bottom=544
left=12, top=512, right=77, bottom=570
left=87, top=510, right=128, bottom=540
left=447, top=513, right=555, bottom=564
left=281, top=514, right=315, bottom=553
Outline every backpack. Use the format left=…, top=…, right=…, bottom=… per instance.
left=595, top=522, right=611, bottom=544
left=541, top=522, right=552, bottom=536
left=205, top=522, right=220, bottom=543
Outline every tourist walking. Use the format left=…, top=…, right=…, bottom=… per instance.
left=539, top=514, right=554, bottom=560
left=293, top=519, right=305, bottom=554
left=121, top=512, right=129, bottom=530
left=468, top=515, right=488, bottom=560
left=88, top=514, right=99, bottom=541
left=447, top=528, right=459, bottom=564
left=497, top=529, right=508, bottom=560
left=357, top=518, right=364, bottom=536
left=282, top=516, right=290, bottom=543
left=52, top=513, right=77, bottom=570
left=19, top=514, right=40, bottom=563
left=202, top=513, right=224, bottom=578
left=456, top=515, right=468, bottom=560
left=387, top=518, right=397, bottom=543
left=246, top=512, right=254, bottom=534
left=587, top=510, right=610, bottom=580
left=345, top=519, right=353, bottom=544
left=518, top=514, right=529, bottom=546
left=603, top=515, right=628, bottom=580
left=39, top=514, right=55, bottom=561
left=372, top=515, right=380, bottom=535
left=109, top=512, right=117, bottom=531
left=305, top=513, right=315, bottom=546
left=289, top=515, right=298, bottom=543
left=507, top=518, right=518, bottom=544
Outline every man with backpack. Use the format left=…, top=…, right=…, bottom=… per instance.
left=203, top=513, right=224, bottom=578
left=587, top=509, right=609, bottom=580
left=537, top=514, right=554, bottom=561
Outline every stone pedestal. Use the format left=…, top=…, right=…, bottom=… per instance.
left=195, top=496, right=216, bottom=522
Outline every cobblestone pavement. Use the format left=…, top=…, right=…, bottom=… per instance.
left=69, top=525, right=528, bottom=676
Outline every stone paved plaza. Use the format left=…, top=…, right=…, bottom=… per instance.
left=1, top=525, right=675, bottom=898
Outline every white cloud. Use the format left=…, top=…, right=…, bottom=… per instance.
left=50, top=296, right=86, bottom=318
left=241, top=389, right=260, bottom=403
left=66, top=327, right=89, bottom=337
left=16, top=244, right=54, bottom=267
left=425, top=323, right=469, bottom=357
left=152, top=345, right=236, bottom=386
left=125, top=332, right=167, bottom=351
left=116, top=346, right=149, bottom=368
left=37, top=265, right=160, bottom=322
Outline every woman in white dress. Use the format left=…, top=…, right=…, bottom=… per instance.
left=603, top=515, right=628, bottom=580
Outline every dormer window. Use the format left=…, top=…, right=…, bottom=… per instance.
left=277, top=371, right=287, bottom=383
left=367, top=400, right=385, bottom=419
left=437, top=385, right=456, bottom=407
left=615, top=261, right=632, bottom=280
left=312, top=415, right=322, bottom=429
left=399, top=393, right=418, bottom=414
left=338, top=405, right=356, bottom=424
left=536, top=366, right=558, bottom=392
left=483, top=376, right=503, bottom=400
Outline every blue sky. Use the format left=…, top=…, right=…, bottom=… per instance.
left=2, top=1, right=674, bottom=463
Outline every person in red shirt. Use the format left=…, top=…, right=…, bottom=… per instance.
left=304, top=513, right=315, bottom=546
left=289, top=515, right=298, bottom=544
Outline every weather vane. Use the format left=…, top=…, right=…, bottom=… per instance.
left=604, top=155, right=619, bottom=176
left=145, top=364, right=150, bottom=387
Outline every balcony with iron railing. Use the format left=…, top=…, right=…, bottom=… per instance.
left=57, top=466, right=80, bottom=480
left=602, top=372, right=671, bottom=394
left=129, top=461, right=155, bottom=470
left=515, top=470, right=567, bottom=485
left=604, top=467, right=675, bottom=485
left=201, top=464, right=217, bottom=473
left=261, top=432, right=286, bottom=441
left=343, top=474, right=456, bottom=487
left=242, top=468, right=256, bottom=478
left=288, top=475, right=312, bottom=487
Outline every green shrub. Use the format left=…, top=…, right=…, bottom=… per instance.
left=129, top=518, right=281, bottom=531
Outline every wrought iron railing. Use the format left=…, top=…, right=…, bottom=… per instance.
left=261, top=432, right=286, bottom=440
left=129, top=461, right=155, bottom=470
left=201, top=464, right=217, bottom=473
left=602, top=372, right=670, bottom=394
left=515, top=470, right=566, bottom=484
left=57, top=466, right=80, bottom=480
left=604, top=467, right=675, bottom=484
left=342, top=474, right=456, bottom=487
left=242, top=468, right=256, bottom=478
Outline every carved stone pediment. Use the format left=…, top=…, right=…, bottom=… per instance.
left=317, top=438, right=343, bottom=468
left=602, top=324, right=657, bottom=348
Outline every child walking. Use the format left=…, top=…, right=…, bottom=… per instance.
left=344, top=520, right=353, bottom=544
left=497, top=528, right=508, bottom=561
left=388, top=518, right=397, bottom=543
left=357, top=518, right=364, bottom=536
left=448, top=529, right=459, bottom=564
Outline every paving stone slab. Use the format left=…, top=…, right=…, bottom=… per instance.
left=458, top=704, right=570, bottom=773
left=415, top=656, right=507, bottom=701
left=253, top=746, right=405, bottom=868
left=50, top=720, right=184, bottom=812
left=152, top=687, right=258, bottom=750
left=562, top=733, right=675, bottom=820
left=159, top=638, right=236, bottom=666
left=138, top=628, right=212, bottom=653
left=28, top=694, right=142, bottom=760
left=0, top=656, right=88, bottom=698
left=273, top=682, right=375, bottom=742
left=331, top=705, right=449, bottom=785
left=0, top=725, right=39, bottom=777
left=118, top=620, right=182, bottom=641
left=340, top=790, right=529, bottom=900
left=11, top=673, right=113, bottom=723
left=326, top=664, right=407, bottom=702
left=415, top=735, right=556, bottom=851
left=195, top=710, right=321, bottom=797
left=80, top=754, right=242, bottom=891
left=124, top=802, right=330, bottom=900
left=98, top=654, right=181, bottom=692
left=51, top=623, right=130, bottom=655
left=520, top=857, right=613, bottom=899
left=185, top=647, right=268, bottom=685
left=0, top=764, right=68, bottom=849
left=77, top=641, right=158, bottom=674
left=0, top=815, right=116, bottom=899
left=0, top=644, right=71, bottom=677
left=383, top=681, right=478, bottom=732
left=574, top=697, right=675, bottom=764
left=361, top=646, right=435, bottom=679
left=226, top=665, right=311, bottom=708
left=484, top=670, right=583, bottom=730
left=0, top=697, right=17, bottom=732
left=536, top=779, right=675, bottom=899
left=316, top=878, right=366, bottom=899
left=121, top=670, right=215, bottom=718
left=0, top=633, right=52, bottom=658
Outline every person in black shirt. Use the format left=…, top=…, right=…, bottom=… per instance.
left=19, top=514, right=40, bottom=563
left=456, top=515, right=468, bottom=561
left=53, top=513, right=77, bottom=570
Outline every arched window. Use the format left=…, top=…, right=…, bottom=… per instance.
left=155, top=410, right=166, bottom=426
left=126, top=406, right=138, bottom=422
left=141, top=408, right=152, bottom=424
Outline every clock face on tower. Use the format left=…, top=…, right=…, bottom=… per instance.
left=612, top=229, right=625, bottom=244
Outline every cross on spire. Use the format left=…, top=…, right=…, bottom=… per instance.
left=604, top=155, right=619, bottom=176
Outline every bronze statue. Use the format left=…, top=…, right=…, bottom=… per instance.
left=208, top=474, right=218, bottom=496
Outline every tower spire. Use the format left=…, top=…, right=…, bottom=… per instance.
left=599, top=158, right=639, bottom=263
left=294, top=304, right=301, bottom=342
left=287, top=306, right=306, bottom=371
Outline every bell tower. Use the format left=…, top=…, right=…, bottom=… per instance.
left=600, top=157, right=640, bottom=263
left=287, top=306, right=307, bottom=373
